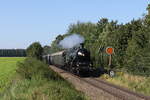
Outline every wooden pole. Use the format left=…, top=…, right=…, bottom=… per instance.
left=108, top=54, right=112, bottom=67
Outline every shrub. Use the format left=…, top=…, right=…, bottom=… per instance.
left=16, top=58, right=61, bottom=80
left=26, top=42, right=43, bottom=60
left=1, top=77, right=86, bottom=100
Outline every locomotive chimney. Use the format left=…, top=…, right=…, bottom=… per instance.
left=80, top=43, right=84, bottom=48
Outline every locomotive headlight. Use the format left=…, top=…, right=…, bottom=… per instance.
left=78, top=52, right=82, bottom=56
left=78, top=52, right=85, bottom=56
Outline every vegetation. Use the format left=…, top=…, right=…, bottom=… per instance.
left=0, top=57, right=86, bottom=100
left=26, top=42, right=43, bottom=60
left=43, top=45, right=51, bottom=55
left=0, top=57, right=25, bottom=93
left=0, top=49, right=26, bottom=57
left=48, top=5, right=150, bottom=76
left=100, top=73, right=150, bottom=96
left=16, top=58, right=61, bottom=80
left=1, top=78, right=86, bottom=100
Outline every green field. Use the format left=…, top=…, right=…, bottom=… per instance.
left=0, top=57, right=25, bottom=93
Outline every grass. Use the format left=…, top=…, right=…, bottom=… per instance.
left=1, top=77, right=86, bottom=100
left=0, top=57, right=25, bottom=93
left=0, top=58, right=87, bottom=100
left=100, top=72, right=150, bottom=96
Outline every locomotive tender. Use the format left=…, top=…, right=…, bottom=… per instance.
left=43, top=43, right=93, bottom=75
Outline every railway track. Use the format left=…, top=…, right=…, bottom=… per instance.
left=49, top=65, right=150, bottom=100
left=82, top=78, right=150, bottom=100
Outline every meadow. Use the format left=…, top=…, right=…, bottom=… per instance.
left=0, top=57, right=25, bottom=93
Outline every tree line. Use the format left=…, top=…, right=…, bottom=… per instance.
left=46, top=5, right=150, bottom=76
left=0, top=49, right=26, bottom=57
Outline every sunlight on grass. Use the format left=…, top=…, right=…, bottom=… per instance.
left=0, top=57, right=25, bottom=93
left=100, top=72, right=150, bottom=96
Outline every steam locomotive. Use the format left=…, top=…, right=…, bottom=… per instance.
left=43, top=43, right=93, bottom=75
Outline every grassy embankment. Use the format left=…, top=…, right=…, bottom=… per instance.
left=100, top=72, right=150, bottom=96
left=0, top=57, right=87, bottom=100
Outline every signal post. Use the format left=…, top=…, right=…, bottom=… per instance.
left=106, top=47, right=114, bottom=77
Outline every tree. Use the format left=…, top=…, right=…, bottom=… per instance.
left=43, top=45, right=51, bottom=55
left=97, top=18, right=109, bottom=34
left=145, top=4, right=150, bottom=25
left=50, top=35, right=64, bottom=53
left=26, top=42, right=43, bottom=60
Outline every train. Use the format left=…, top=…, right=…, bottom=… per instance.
left=43, top=43, right=93, bottom=76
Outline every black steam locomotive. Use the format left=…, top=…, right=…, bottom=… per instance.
left=43, top=43, right=93, bottom=75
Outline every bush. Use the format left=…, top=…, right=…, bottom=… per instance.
left=16, top=58, right=61, bottom=80
left=1, top=76, right=86, bottom=100
left=26, top=42, right=43, bottom=60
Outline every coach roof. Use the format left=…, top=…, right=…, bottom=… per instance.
left=50, top=51, right=65, bottom=56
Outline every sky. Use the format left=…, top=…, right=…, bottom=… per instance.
left=0, top=0, right=148, bottom=49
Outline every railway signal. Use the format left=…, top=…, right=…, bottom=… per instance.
left=106, top=47, right=114, bottom=66
left=106, top=47, right=114, bottom=55
left=106, top=47, right=115, bottom=77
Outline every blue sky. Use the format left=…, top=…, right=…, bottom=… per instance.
left=0, top=0, right=148, bottom=49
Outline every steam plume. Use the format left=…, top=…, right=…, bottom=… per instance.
left=59, top=34, right=84, bottom=49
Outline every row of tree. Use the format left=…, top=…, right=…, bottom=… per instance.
left=47, top=5, right=150, bottom=76
left=0, top=49, right=26, bottom=57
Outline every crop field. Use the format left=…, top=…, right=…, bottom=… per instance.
left=0, top=57, right=25, bottom=93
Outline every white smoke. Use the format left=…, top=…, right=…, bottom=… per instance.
left=59, top=34, right=85, bottom=49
